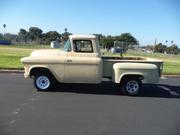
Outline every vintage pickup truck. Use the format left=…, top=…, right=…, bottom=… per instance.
left=21, top=35, right=163, bottom=95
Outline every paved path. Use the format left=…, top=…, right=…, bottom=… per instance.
left=0, top=73, right=180, bottom=135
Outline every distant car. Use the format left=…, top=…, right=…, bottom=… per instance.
left=111, top=47, right=124, bottom=53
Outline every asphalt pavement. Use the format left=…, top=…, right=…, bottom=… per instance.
left=0, top=73, right=180, bottom=135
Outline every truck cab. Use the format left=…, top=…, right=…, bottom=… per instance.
left=62, top=35, right=102, bottom=83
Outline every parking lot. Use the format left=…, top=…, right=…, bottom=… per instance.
left=0, top=73, right=180, bottom=135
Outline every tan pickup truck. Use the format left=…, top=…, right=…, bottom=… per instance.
left=21, top=35, right=163, bottom=95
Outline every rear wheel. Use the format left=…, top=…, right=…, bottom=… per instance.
left=121, top=77, right=142, bottom=96
left=34, top=74, right=53, bottom=91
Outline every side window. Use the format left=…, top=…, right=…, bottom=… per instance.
left=73, top=40, right=93, bottom=53
left=63, top=39, right=71, bottom=52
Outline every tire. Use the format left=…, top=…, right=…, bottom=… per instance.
left=34, top=73, right=53, bottom=91
left=121, top=77, right=142, bottom=96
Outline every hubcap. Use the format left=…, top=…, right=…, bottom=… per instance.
left=36, top=76, right=50, bottom=90
left=126, top=80, right=139, bottom=94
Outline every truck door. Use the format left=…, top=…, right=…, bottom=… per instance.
left=64, top=40, right=98, bottom=83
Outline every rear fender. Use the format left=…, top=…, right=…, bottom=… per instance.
left=118, top=73, right=144, bottom=84
left=113, top=63, right=159, bottom=84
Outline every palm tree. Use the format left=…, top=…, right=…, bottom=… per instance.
left=3, top=24, right=6, bottom=36
left=64, top=28, right=67, bottom=33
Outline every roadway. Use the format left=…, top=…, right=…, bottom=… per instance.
left=0, top=73, right=180, bottom=135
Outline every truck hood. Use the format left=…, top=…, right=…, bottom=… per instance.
left=21, top=49, right=62, bottom=64
left=30, top=49, right=60, bottom=57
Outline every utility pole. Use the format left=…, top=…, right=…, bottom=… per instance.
left=153, top=38, right=157, bottom=53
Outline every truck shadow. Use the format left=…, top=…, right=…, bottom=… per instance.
left=140, top=84, right=180, bottom=98
left=48, top=82, right=180, bottom=98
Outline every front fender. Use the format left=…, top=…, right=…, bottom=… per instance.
left=24, top=65, right=52, bottom=78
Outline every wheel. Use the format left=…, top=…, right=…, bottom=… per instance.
left=34, top=73, right=53, bottom=91
left=121, top=77, right=142, bottom=96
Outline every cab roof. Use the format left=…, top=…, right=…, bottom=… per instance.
left=69, top=34, right=96, bottom=40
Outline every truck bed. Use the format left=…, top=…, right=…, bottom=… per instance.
left=102, top=56, right=163, bottom=78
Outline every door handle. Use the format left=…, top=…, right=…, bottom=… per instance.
left=67, top=60, right=72, bottom=63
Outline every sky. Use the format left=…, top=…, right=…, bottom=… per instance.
left=0, top=0, right=180, bottom=46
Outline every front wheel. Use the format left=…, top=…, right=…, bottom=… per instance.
left=34, top=74, right=53, bottom=91
left=121, top=77, right=142, bottom=96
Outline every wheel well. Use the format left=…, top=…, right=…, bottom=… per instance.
left=120, top=75, right=144, bottom=84
left=30, top=68, right=55, bottom=79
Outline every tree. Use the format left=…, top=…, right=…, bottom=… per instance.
left=102, top=36, right=114, bottom=49
left=166, top=44, right=179, bottom=55
left=99, top=33, right=138, bottom=51
left=18, top=29, right=28, bottom=44
left=114, top=33, right=138, bottom=51
left=0, top=33, right=3, bottom=39
left=44, top=31, right=61, bottom=44
left=115, top=33, right=138, bottom=45
left=4, top=33, right=18, bottom=44
left=154, top=43, right=167, bottom=53
left=93, top=34, right=104, bottom=46
left=28, top=27, right=43, bottom=44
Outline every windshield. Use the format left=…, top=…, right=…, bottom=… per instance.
left=63, top=39, right=71, bottom=52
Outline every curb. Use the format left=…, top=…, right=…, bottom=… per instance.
left=0, top=69, right=24, bottom=74
left=162, top=75, right=180, bottom=78
left=0, top=69, right=180, bottom=78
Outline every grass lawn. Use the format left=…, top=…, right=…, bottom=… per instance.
left=102, top=50, right=180, bottom=75
left=128, top=51, right=180, bottom=75
left=0, top=45, right=180, bottom=75
left=0, top=45, right=49, bottom=69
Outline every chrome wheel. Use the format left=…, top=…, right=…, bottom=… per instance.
left=121, top=77, right=142, bottom=96
left=36, top=75, right=50, bottom=90
left=125, top=80, right=139, bottom=94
